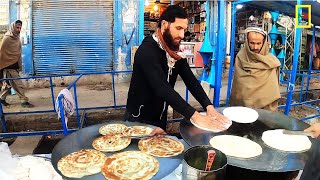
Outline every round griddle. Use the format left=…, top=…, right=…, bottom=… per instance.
left=180, top=108, right=318, bottom=172
left=51, top=121, right=183, bottom=180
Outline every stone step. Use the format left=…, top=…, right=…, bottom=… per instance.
left=9, top=136, right=42, bottom=156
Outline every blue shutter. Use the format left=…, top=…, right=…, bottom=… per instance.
left=32, top=0, right=113, bottom=75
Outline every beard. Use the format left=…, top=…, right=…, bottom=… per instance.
left=250, top=47, right=261, bottom=53
left=163, top=28, right=181, bottom=51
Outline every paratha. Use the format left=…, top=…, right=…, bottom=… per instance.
left=92, top=134, right=131, bottom=152
left=209, top=135, right=262, bottom=159
left=98, top=124, right=128, bottom=135
left=138, top=137, right=184, bottom=157
left=57, top=149, right=107, bottom=178
left=262, top=129, right=312, bottom=152
left=101, top=151, right=159, bottom=180
left=124, top=126, right=153, bottom=136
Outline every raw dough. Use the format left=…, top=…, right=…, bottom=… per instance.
left=209, top=135, right=262, bottom=159
left=262, top=129, right=312, bottom=152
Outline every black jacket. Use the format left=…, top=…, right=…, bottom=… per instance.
left=300, top=139, right=320, bottom=180
left=125, top=36, right=212, bottom=129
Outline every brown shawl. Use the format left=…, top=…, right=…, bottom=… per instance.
left=156, top=28, right=182, bottom=60
left=0, top=22, right=22, bottom=70
left=230, top=32, right=281, bottom=111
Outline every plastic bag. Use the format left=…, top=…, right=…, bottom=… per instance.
left=0, top=142, right=17, bottom=180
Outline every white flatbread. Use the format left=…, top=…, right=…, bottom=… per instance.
left=262, top=129, right=312, bottom=152
left=209, top=135, right=262, bottom=159
left=191, top=112, right=232, bottom=133
left=222, top=106, right=259, bottom=123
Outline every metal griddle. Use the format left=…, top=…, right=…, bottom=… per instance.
left=180, top=108, right=318, bottom=172
left=51, top=121, right=183, bottom=180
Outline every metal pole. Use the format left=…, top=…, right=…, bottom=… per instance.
left=299, top=74, right=305, bottom=103
left=304, top=25, right=316, bottom=100
left=58, top=95, right=68, bottom=135
left=284, top=0, right=302, bottom=115
left=49, top=77, right=56, bottom=112
left=0, top=103, right=7, bottom=133
left=226, top=3, right=237, bottom=106
left=73, top=86, right=81, bottom=129
left=214, top=0, right=226, bottom=107
left=112, top=72, right=117, bottom=107
left=139, top=0, right=144, bottom=44
left=185, top=87, right=189, bottom=103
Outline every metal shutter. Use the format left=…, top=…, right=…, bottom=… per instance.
left=32, top=0, right=113, bottom=75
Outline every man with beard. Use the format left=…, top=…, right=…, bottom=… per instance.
left=0, top=20, right=34, bottom=108
left=125, top=5, right=231, bottom=134
left=230, top=27, right=281, bottom=111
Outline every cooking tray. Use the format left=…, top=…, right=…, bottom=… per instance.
left=180, top=108, right=318, bottom=172
left=52, top=121, right=183, bottom=180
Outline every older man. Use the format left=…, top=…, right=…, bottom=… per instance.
left=0, top=20, right=33, bottom=108
left=230, top=27, right=281, bottom=111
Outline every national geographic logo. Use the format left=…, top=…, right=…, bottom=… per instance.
left=295, top=5, right=311, bottom=28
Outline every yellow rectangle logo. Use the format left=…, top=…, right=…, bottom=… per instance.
left=295, top=5, right=311, bottom=28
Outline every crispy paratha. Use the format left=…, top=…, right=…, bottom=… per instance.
left=92, top=134, right=131, bottom=152
left=98, top=124, right=128, bottom=135
left=138, top=137, right=184, bottom=157
left=57, top=149, right=107, bottom=178
left=101, top=151, right=159, bottom=180
left=123, top=126, right=153, bottom=136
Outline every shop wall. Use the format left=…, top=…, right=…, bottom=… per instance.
left=114, top=0, right=141, bottom=74
left=9, top=0, right=141, bottom=80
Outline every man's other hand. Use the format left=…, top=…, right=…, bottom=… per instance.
left=149, top=127, right=167, bottom=136
left=304, top=122, right=320, bottom=138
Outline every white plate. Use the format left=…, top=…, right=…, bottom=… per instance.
left=190, top=112, right=232, bottom=133
left=222, top=106, right=259, bottom=123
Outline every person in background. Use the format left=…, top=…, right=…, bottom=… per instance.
left=125, top=5, right=231, bottom=135
left=306, top=39, right=320, bottom=70
left=300, top=122, right=320, bottom=180
left=230, top=27, right=281, bottom=112
left=0, top=20, right=34, bottom=108
left=183, top=31, right=191, bottom=42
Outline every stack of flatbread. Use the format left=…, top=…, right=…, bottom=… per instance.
left=57, top=123, right=185, bottom=179
left=93, top=124, right=132, bottom=152
left=98, top=124, right=128, bottom=136
left=123, top=126, right=153, bottom=136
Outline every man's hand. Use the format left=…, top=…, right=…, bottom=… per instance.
left=191, top=110, right=230, bottom=132
left=149, top=127, right=167, bottom=136
left=206, top=105, right=231, bottom=126
left=304, top=123, right=320, bottom=138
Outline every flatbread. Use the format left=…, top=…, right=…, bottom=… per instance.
left=138, top=137, right=184, bottom=157
left=98, top=124, right=128, bottom=135
left=262, top=129, right=312, bottom=152
left=92, top=134, right=131, bottom=152
left=57, top=149, right=107, bottom=178
left=222, top=106, right=259, bottom=123
left=209, top=135, right=262, bottom=159
left=124, top=126, right=153, bottom=136
left=191, top=112, right=232, bottom=132
left=101, top=151, right=159, bottom=180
